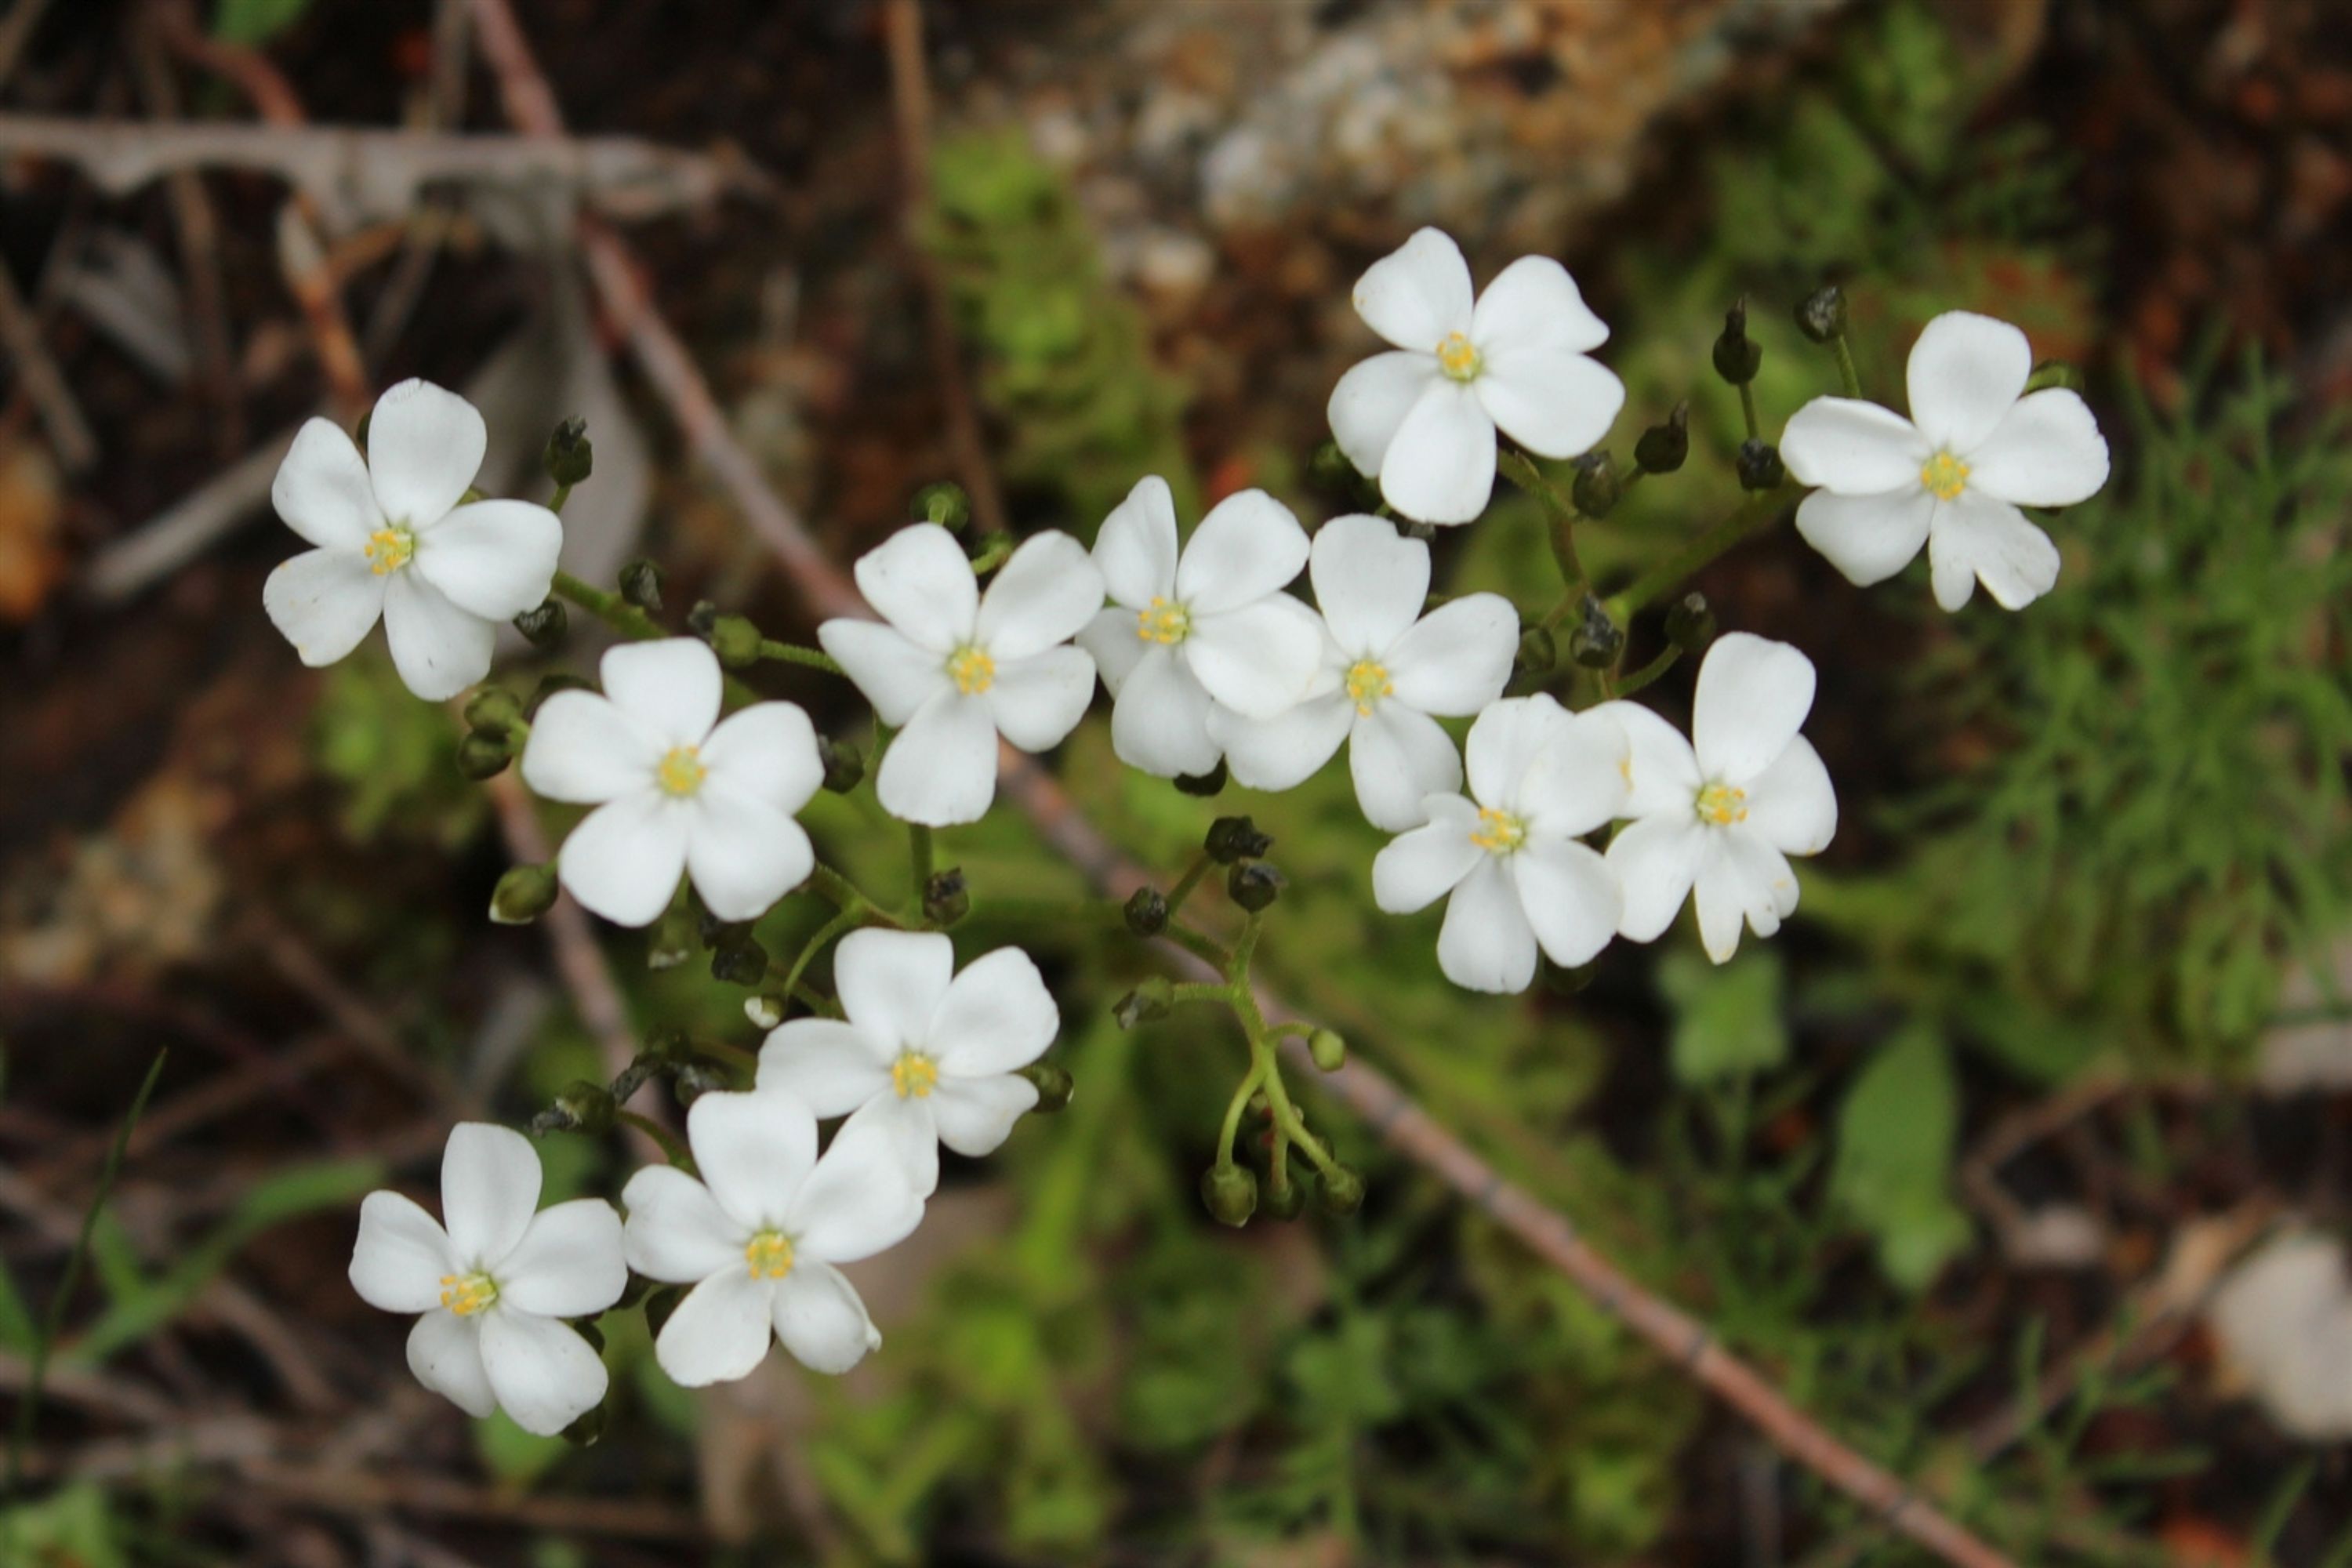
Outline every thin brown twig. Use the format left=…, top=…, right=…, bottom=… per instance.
left=0, top=244, right=98, bottom=470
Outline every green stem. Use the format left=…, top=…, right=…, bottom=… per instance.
left=1163, top=852, right=1214, bottom=918
left=781, top=904, right=866, bottom=1005
left=1604, top=488, right=1792, bottom=621
left=552, top=569, right=662, bottom=641
left=1614, top=643, right=1683, bottom=699
left=547, top=481, right=574, bottom=515
left=808, top=862, right=897, bottom=924
left=1737, top=381, right=1759, bottom=441
left=618, top=1109, right=693, bottom=1171
left=1831, top=335, right=1862, bottom=399
left=1498, top=448, right=1588, bottom=600
left=1214, top=1057, right=1265, bottom=1167
left=1168, top=982, right=1239, bottom=1008
left=757, top=639, right=843, bottom=675
left=907, top=824, right=933, bottom=907
left=696, top=1039, right=760, bottom=1076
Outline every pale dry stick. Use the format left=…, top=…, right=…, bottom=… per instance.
left=0, top=242, right=99, bottom=470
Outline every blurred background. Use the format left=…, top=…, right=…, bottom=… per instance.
left=3, top=0, right=2351, bottom=1562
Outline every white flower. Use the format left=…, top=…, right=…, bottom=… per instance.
left=520, top=638, right=823, bottom=928
left=1327, top=228, right=1624, bottom=525
left=818, top=524, right=1103, bottom=826
left=1209, top=514, right=1516, bottom=830
left=348, top=1123, right=624, bottom=1435
left=621, top=1090, right=924, bottom=1385
left=757, top=929, right=1055, bottom=1196
left=1371, top=695, right=1628, bottom=993
left=1780, top=310, right=2110, bottom=612
left=1074, top=477, right=1327, bottom=779
left=264, top=379, right=563, bottom=700
left=1595, top=632, right=1837, bottom=964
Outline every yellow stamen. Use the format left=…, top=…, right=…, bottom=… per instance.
left=1469, top=807, right=1526, bottom=855
left=1344, top=659, right=1393, bottom=716
left=655, top=746, right=706, bottom=797
left=1436, top=332, right=1483, bottom=382
left=1919, top=451, right=1971, bottom=501
left=1696, top=782, right=1748, bottom=826
left=744, top=1231, right=795, bottom=1281
left=891, top=1051, right=940, bottom=1100
left=1135, top=597, right=1191, bottom=644
left=437, top=1272, right=498, bottom=1316
left=947, top=644, right=996, bottom=695
left=364, top=526, right=416, bottom=575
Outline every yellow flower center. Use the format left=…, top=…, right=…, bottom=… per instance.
left=745, top=1230, right=795, bottom=1281
left=1135, top=597, right=1192, bottom=644
left=1436, top=332, right=1483, bottom=382
left=947, top=644, right=996, bottom=695
left=1696, top=782, right=1748, bottom=826
left=438, top=1271, right=498, bottom=1316
left=891, top=1051, right=940, bottom=1099
left=1344, top=659, right=1393, bottom=716
left=364, top=525, right=416, bottom=575
left=655, top=745, right=706, bottom=797
left=1919, top=450, right=1971, bottom=501
left=1469, top=807, right=1526, bottom=855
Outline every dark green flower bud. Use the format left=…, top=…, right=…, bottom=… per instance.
left=559, top=1401, right=606, bottom=1447
left=1570, top=449, right=1621, bottom=519
left=514, top=598, right=568, bottom=650
left=489, top=863, right=559, bottom=925
left=1123, top=887, right=1170, bottom=937
left=702, top=612, right=764, bottom=670
left=1174, top=759, right=1228, bottom=797
left=1736, top=438, right=1785, bottom=492
left=553, top=1079, right=616, bottom=1137
left=913, top=481, right=970, bottom=530
left=1260, top=1171, right=1307, bottom=1221
left=1018, top=1061, right=1074, bottom=1112
left=456, top=728, right=515, bottom=780
left=1307, top=439, right=1359, bottom=489
left=527, top=671, right=591, bottom=715
left=2025, top=359, right=2084, bottom=394
left=1308, top=1029, right=1346, bottom=1073
left=1568, top=595, right=1622, bottom=670
left=1205, top=815, right=1272, bottom=864
left=744, top=992, right=786, bottom=1030
left=1634, top=402, right=1690, bottom=474
left=619, top=557, right=663, bottom=613
left=1793, top=284, right=1848, bottom=343
left=818, top=735, right=864, bottom=794
left=710, top=934, right=769, bottom=987
left=1403, top=521, right=1436, bottom=544
left=923, top=867, right=970, bottom=927
left=1228, top=860, right=1285, bottom=912
left=543, top=416, right=593, bottom=488
left=465, top=686, right=524, bottom=737
left=354, top=407, right=373, bottom=453
left=1663, top=591, right=1716, bottom=654
left=1113, top=975, right=1174, bottom=1030
left=1713, top=299, right=1762, bottom=386
left=1514, top=624, right=1557, bottom=678
left=1541, top=956, right=1599, bottom=996
left=647, top=907, right=695, bottom=971
left=1200, top=1163, right=1257, bottom=1227
left=672, top=1062, right=727, bottom=1105
left=1316, top=1163, right=1367, bottom=1216
left=642, top=1283, right=684, bottom=1340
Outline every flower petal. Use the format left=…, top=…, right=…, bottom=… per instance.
left=1794, top=486, right=1936, bottom=587
left=1692, top=633, right=1816, bottom=786
left=350, top=1190, right=455, bottom=1313
left=263, top=548, right=386, bottom=669
left=986, top=645, right=1096, bottom=753
left=1464, top=694, right=1569, bottom=808
left=1349, top=702, right=1461, bottom=832
left=1515, top=706, right=1630, bottom=838
left=1311, top=514, right=1428, bottom=655
left=687, top=1090, right=817, bottom=1233
left=1512, top=838, right=1621, bottom=968
left=1328, top=351, right=1438, bottom=479
left=599, top=639, right=720, bottom=750
left=1438, top=857, right=1538, bottom=993
left=1378, top=381, right=1496, bottom=526
left=1472, top=347, right=1623, bottom=460
left=876, top=690, right=998, bottom=826
left=834, top=928, right=956, bottom=1054
left=786, top=1108, right=926, bottom=1261
left=1779, top=397, right=1931, bottom=493
left=769, top=1258, right=880, bottom=1374
left=835, top=1092, right=939, bottom=1199
left=818, top=619, right=952, bottom=726
left=1211, top=688, right=1354, bottom=792
left=412, top=500, right=563, bottom=621
left=1584, top=699, right=1700, bottom=818
left=1382, top=593, right=1517, bottom=716
left=699, top=701, right=824, bottom=813
left=1372, top=794, right=1482, bottom=913
left=975, top=530, right=1102, bottom=659
left=1352, top=227, right=1473, bottom=350
left=1928, top=492, right=2060, bottom=612
left=1185, top=596, right=1327, bottom=719
left=686, top=784, right=814, bottom=921
left=1092, top=476, right=1180, bottom=608
left=1731, top=828, right=1802, bottom=922
left=1607, top=814, right=1707, bottom=942
left=554, top=792, right=691, bottom=927
left=1907, top=310, right=2030, bottom=454
left=383, top=572, right=495, bottom=700
left=498, top=1199, right=626, bottom=1318
left=1965, top=388, right=2109, bottom=506
left=520, top=689, right=662, bottom=804
left=1075, top=606, right=1148, bottom=695
left=441, top=1123, right=541, bottom=1269
left=367, top=379, right=485, bottom=528
left=1692, top=837, right=1750, bottom=964
left=1174, top=490, right=1309, bottom=615
left=927, top=946, right=1058, bottom=1075
left=1744, top=735, right=1837, bottom=856
left=930, top=1073, right=1040, bottom=1160
left=755, top=1018, right=895, bottom=1116
left=853, top=522, right=977, bottom=650
left=653, top=1265, right=774, bottom=1388
left=273, top=417, right=382, bottom=547
left=406, top=1310, right=495, bottom=1418
left=1108, top=647, right=1221, bottom=776
left=620, top=1163, right=748, bottom=1283
left=1471, top=255, right=1609, bottom=354
left=1693, top=832, right=1798, bottom=965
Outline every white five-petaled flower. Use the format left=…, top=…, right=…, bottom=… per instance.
left=757, top=929, right=1055, bottom=1196
left=348, top=1123, right=624, bottom=1435
left=818, top=524, right=1103, bottom=826
left=265, top=379, right=563, bottom=700
left=1372, top=695, right=1629, bottom=994
left=1328, top=228, right=1625, bottom=525
left=520, top=638, right=824, bottom=928
left=1780, top=310, right=2110, bottom=612
left=621, top=1090, right=924, bottom=1385
left=1074, top=477, right=1327, bottom=779
left=1210, top=514, right=1517, bottom=830
left=1595, top=632, right=1837, bottom=964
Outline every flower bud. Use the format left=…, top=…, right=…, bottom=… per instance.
left=1123, top=887, right=1170, bottom=937
left=464, top=686, right=524, bottom=737
left=1316, top=1163, right=1367, bottom=1215
left=2026, top=358, right=2085, bottom=394
left=1113, top=975, right=1174, bottom=1029
left=913, top=481, right=970, bottom=530
left=1307, top=439, right=1359, bottom=490
left=923, top=867, right=970, bottom=927
left=1228, top=860, right=1285, bottom=912
left=744, top=992, right=786, bottom=1029
left=689, top=602, right=764, bottom=669
left=1634, top=402, right=1690, bottom=474
left=1568, top=596, right=1623, bottom=670
left=1570, top=449, right=1621, bottom=518
left=489, top=863, right=559, bottom=925
left=543, top=416, right=593, bottom=488
left=642, top=1283, right=684, bottom=1340
left=710, top=934, right=769, bottom=987
left=553, top=1078, right=616, bottom=1137
left=672, top=1062, right=728, bottom=1105
left=1663, top=591, right=1716, bottom=654
left=559, top=1401, right=607, bottom=1447
left=528, top=671, right=591, bottom=715
left=456, top=728, right=515, bottom=781
left=1712, top=299, right=1761, bottom=386
left=647, top=907, right=695, bottom=971
left=1173, top=759, right=1228, bottom=797
left=1308, top=1028, right=1346, bottom=1073
left=1736, top=438, right=1785, bottom=492
left=1200, top=1163, right=1257, bottom=1227
left=514, top=598, right=568, bottom=650
left=1513, top=624, right=1557, bottom=678
left=818, top=734, right=865, bottom=794
left=1260, top=1171, right=1307, bottom=1221
left=1205, top=815, right=1272, bottom=864
left=1018, top=1061, right=1074, bottom=1112
left=1793, top=284, right=1848, bottom=343
left=1541, top=956, right=1599, bottom=996
left=354, top=407, right=373, bottom=453
left=619, top=557, right=663, bottom=613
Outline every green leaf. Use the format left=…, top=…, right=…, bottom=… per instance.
left=1830, top=1025, right=1970, bottom=1289
left=1657, top=949, right=1789, bottom=1084
left=212, top=0, right=314, bottom=45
